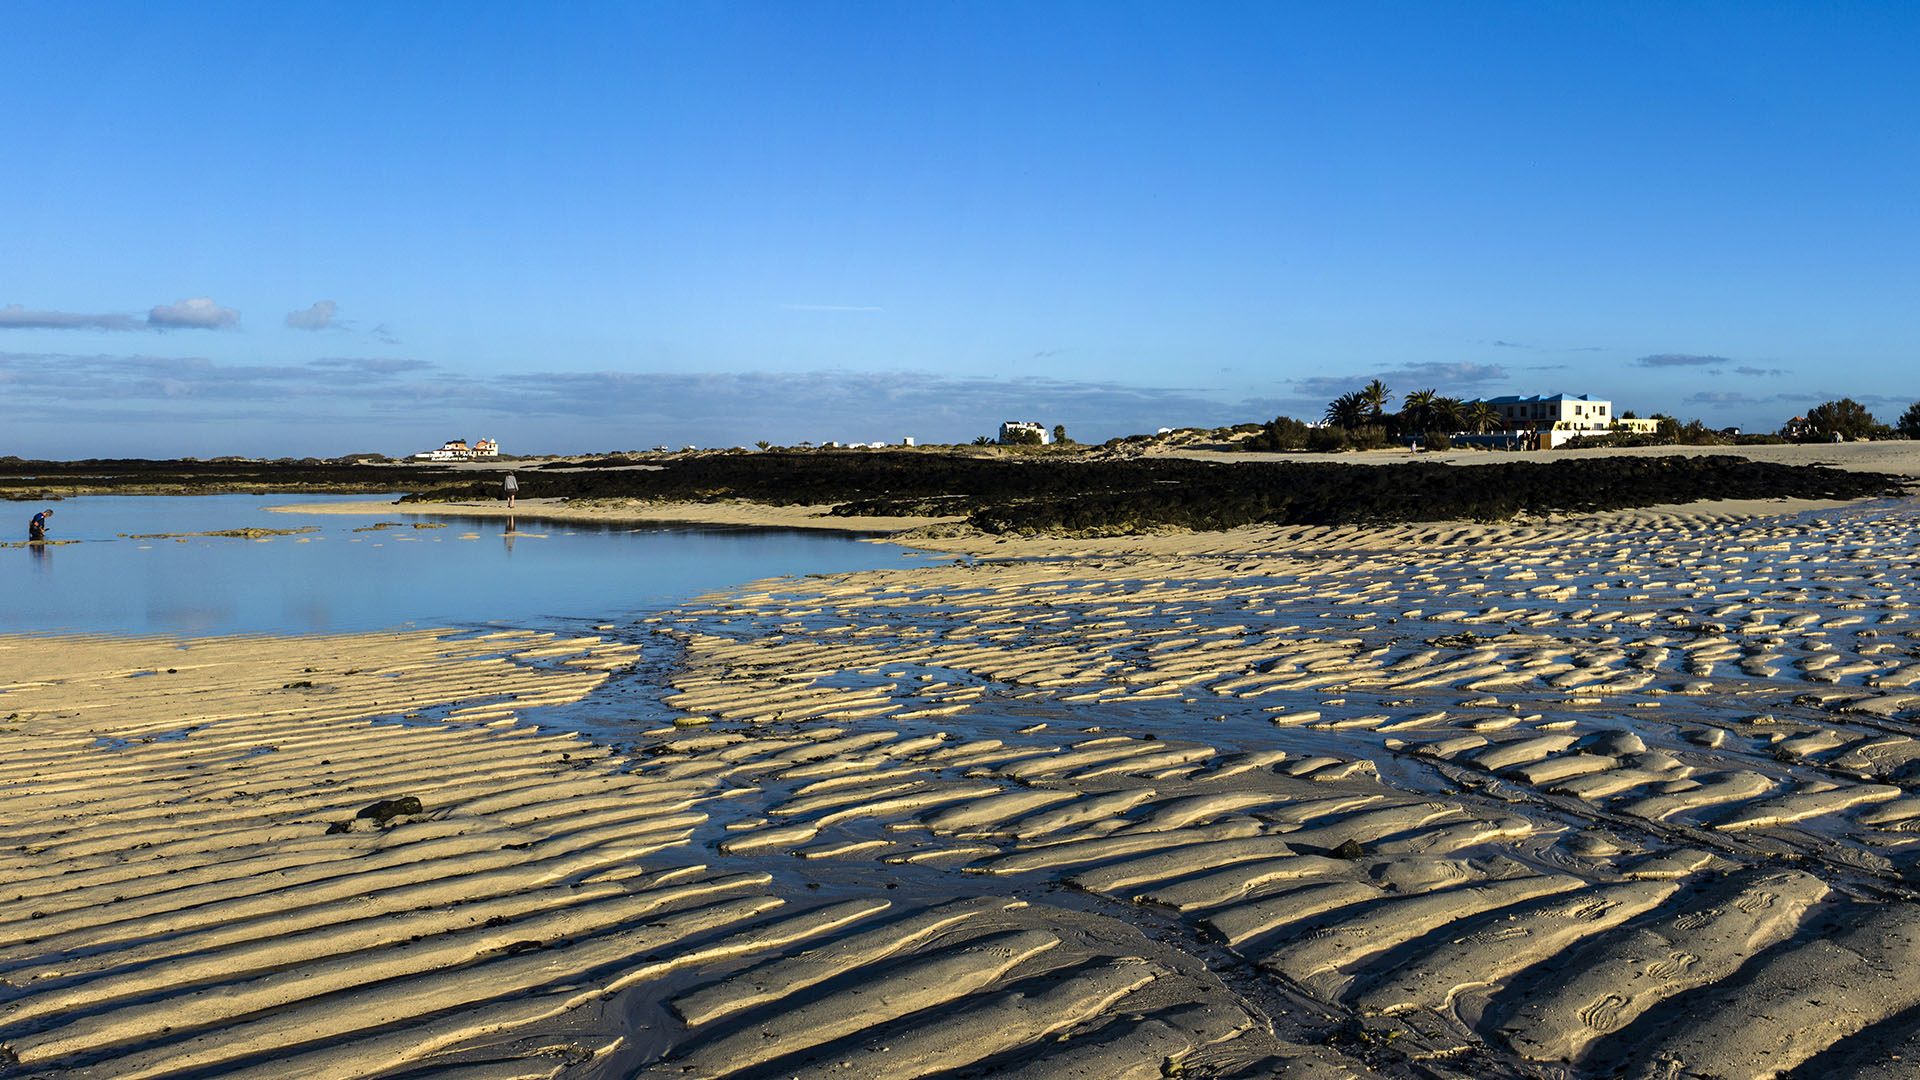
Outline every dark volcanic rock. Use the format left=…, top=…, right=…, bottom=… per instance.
left=356, top=796, right=424, bottom=824
left=402, top=451, right=1907, bottom=536
left=0, top=457, right=457, bottom=499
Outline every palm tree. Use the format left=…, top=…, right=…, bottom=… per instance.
left=1360, top=379, right=1392, bottom=421
left=1325, top=392, right=1368, bottom=429
left=1466, top=400, right=1499, bottom=434
left=1400, top=388, right=1437, bottom=433
left=1433, top=396, right=1465, bottom=433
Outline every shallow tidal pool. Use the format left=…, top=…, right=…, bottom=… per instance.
left=3, top=493, right=918, bottom=635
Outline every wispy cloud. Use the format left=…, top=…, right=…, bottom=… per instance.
left=1, top=349, right=1272, bottom=448
left=308, top=356, right=433, bottom=375
left=286, top=300, right=345, bottom=331
left=1635, top=353, right=1730, bottom=368
left=1291, top=362, right=1507, bottom=401
left=3, top=299, right=243, bottom=331
left=0, top=305, right=142, bottom=331
left=1289, top=376, right=1361, bottom=400
left=490, top=370, right=1226, bottom=432
left=0, top=350, right=458, bottom=412
left=1488, top=339, right=1605, bottom=352
left=1682, top=389, right=1908, bottom=410
left=1640, top=354, right=1787, bottom=377
left=1395, top=362, right=1506, bottom=385
left=779, top=304, right=884, bottom=312
left=148, top=297, right=240, bottom=330
left=1684, top=390, right=1771, bottom=406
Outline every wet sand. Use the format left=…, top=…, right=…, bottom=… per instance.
left=11, top=454, right=1920, bottom=1077
left=277, top=496, right=965, bottom=534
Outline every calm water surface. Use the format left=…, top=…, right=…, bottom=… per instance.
left=6, top=494, right=919, bottom=636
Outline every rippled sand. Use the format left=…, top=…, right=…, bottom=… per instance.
left=11, top=490, right=1920, bottom=1079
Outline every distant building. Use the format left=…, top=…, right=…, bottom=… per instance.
left=998, top=420, right=1051, bottom=445
left=1467, top=394, right=1616, bottom=448
left=902, top=437, right=915, bottom=447
left=414, top=437, right=501, bottom=461
left=1782, top=416, right=1813, bottom=439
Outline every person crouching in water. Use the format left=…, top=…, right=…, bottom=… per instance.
left=28, top=508, right=52, bottom=542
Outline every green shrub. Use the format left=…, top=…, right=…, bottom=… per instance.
left=1305, top=426, right=1352, bottom=452
left=1348, top=425, right=1393, bottom=450
left=1243, top=415, right=1311, bottom=451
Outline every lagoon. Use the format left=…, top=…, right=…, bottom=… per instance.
left=5, top=493, right=916, bottom=636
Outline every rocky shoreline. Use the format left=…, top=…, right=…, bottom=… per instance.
left=401, top=450, right=1909, bottom=536
left=8, top=447, right=1912, bottom=540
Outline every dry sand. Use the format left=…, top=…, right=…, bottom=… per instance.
left=10, top=445, right=1920, bottom=1078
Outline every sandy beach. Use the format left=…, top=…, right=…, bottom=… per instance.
left=10, top=444, right=1920, bottom=1078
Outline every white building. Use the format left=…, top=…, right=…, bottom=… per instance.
left=414, top=437, right=500, bottom=461
left=998, top=420, right=1051, bottom=445
left=1472, top=395, right=1615, bottom=448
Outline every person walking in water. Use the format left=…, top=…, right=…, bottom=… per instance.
left=503, top=473, right=518, bottom=509
left=27, top=508, right=52, bottom=542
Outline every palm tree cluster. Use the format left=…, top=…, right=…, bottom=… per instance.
left=1323, top=381, right=1494, bottom=438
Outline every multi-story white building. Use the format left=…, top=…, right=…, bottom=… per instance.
left=1480, top=393, right=1609, bottom=428
left=1472, top=395, right=1616, bottom=447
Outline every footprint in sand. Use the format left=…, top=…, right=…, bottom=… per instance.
left=1672, top=908, right=1722, bottom=930
left=1580, top=993, right=1627, bottom=1031
left=1646, top=950, right=1699, bottom=981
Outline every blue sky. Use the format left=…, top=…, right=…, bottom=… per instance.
left=4, top=2, right=1917, bottom=457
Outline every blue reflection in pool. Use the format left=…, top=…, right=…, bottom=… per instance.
left=5, top=494, right=918, bottom=635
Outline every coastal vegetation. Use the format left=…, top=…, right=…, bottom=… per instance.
left=1901, top=401, right=1920, bottom=439
left=1802, top=397, right=1886, bottom=441
left=1236, top=389, right=1920, bottom=455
